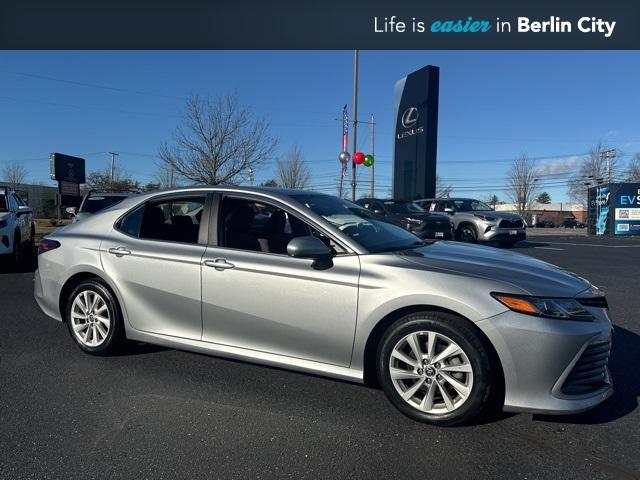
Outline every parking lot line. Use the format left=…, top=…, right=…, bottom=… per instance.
left=534, top=246, right=565, bottom=251
left=543, top=242, right=640, bottom=248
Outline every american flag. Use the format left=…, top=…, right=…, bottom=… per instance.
left=342, top=105, right=349, bottom=177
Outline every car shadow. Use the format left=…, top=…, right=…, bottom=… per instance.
left=0, top=247, right=38, bottom=274
left=496, top=240, right=551, bottom=249
left=533, top=325, right=639, bottom=424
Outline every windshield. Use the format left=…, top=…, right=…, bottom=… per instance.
left=81, top=195, right=128, bottom=213
left=0, top=194, right=7, bottom=212
left=292, top=194, right=425, bottom=253
left=452, top=199, right=493, bottom=212
left=385, top=201, right=425, bottom=214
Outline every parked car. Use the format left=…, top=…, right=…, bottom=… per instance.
left=355, top=198, right=454, bottom=240
left=535, top=220, right=556, bottom=228
left=35, top=187, right=613, bottom=426
left=67, top=190, right=134, bottom=222
left=415, top=198, right=527, bottom=247
left=561, top=219, right=586, bottom=229
left=0, top=186, right=35, bottom=267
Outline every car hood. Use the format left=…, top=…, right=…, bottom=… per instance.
left=469, top=210, right=522, bottom=220
left=395, top=241, right=591, bottom=297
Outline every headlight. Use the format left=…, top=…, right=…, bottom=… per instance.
left=405, top=217, right=423, bottom=225
left=0, top=219, right=7, bottom=229
left=474, top=214, right=496, bottom=222
left=491, top=293, right=595, bottom=321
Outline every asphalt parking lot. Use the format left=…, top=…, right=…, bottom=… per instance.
left=1, top=235, right=639, bottom=480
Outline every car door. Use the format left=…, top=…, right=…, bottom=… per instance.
left=13, top=193, right=30, bottom=239
left=7, top=193, right=22, bottom=242
left=100, top=193, right=209, bottom=340
left=200, top=193, right=360, bottom=367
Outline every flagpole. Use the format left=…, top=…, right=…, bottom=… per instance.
left=351, top=49, right=359, bottom=202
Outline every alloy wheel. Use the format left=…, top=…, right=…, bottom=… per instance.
left=389, top=331, right=474, bottom=414
left=459, top=227, right=476, bottom=243
left=70, top=290, right=111, bottom=347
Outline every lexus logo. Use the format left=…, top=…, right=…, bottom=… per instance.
left=401, top=107, right=419, bottom=128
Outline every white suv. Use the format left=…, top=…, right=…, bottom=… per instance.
left=0, top=186, right=35, bottom=267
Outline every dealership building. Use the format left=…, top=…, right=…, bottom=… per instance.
left=494, top=202, right=586, bottom=226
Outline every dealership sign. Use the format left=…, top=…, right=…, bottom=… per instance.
left=393, top=65, right=439, bottom=201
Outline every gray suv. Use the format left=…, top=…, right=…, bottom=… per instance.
left=415, top=198, right=526, bottom=247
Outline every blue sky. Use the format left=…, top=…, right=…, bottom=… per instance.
left=0, top=51, right=638, bottom=202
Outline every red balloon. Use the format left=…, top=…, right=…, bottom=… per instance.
left=353, top=151, right=365, bottom=165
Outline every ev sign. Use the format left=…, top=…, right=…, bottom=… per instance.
left=614, top=183, right=640, bottom=235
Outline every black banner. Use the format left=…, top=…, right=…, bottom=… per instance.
left=393, top=66, right=439, bottom=201
left=49, top=153, right=86, bottom=184
left=0, top=0, right=639, bottom=49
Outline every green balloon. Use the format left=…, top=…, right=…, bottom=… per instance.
left=363, top=154, right=374, bottom=167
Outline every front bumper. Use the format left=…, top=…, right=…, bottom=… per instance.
left=411, top=225, right=454, bottom=240
left=477, top=309, right=613, bottom=414
left=480, top=226, right=526, bottom=242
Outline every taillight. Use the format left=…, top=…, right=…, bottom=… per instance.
left=38, top=238, right=61, bottom=255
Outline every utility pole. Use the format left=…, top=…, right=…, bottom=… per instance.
left=370, top=113, right=375, bottom=198
left=601, top=148, right=616, bottom=184
left=351, top=49, right=359, bottom=202
left=108, top=152, right=119, bottom=191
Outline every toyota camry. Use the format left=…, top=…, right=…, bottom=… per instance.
left=34, top=187, right=613, bottom=425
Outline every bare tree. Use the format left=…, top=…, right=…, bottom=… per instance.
left=2, top=160, right=28, bottom=190
left=567, top=143, right=619, bottom=206
left=507, top=154, right=539, bottom=217
left=155, top=162, right=179, bottom=189
left=159, top=93, right=278, bottom=185
left=626, top=153, right=640, bottom=182
left=86, top=163, right=139, bottom=192
left=436, top=175, right=452, bottom=198
left=276, top=146, right=310, bottom=189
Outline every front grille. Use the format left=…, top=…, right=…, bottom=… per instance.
left=561, top=340, right=611, bottom=395
left=498, top=219, right=524, bottom=229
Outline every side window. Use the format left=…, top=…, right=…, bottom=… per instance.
left=8, top=193, right=18, bottom=212
left=220, top=197, right=343, bottom=255
left=117, top=204, right=145, bottom=237
left=138, top=196, right=205, bottom=244
left=14, top=194, right=26, bottom=207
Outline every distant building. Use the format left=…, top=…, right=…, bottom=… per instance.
left=494, top=202, right=586, bottom=226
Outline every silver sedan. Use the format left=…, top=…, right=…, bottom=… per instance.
left=34, top=187, right=613, bottom=425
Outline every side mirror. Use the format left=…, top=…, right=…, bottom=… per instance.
left=17, top=205, right=32, bottom=216
left=65, top=207, right=77, bottom=216
left=287, top=236, right=332, bottom=258
left=444, top=208, right=455, bottom=214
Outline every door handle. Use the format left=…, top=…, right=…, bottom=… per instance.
left=203, top=258, right=235, bottom=270
left=107, top=247, right=131, bottom=257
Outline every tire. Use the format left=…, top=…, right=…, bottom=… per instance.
left=456, top=224, right=477, bottom=243
left=377, top=312, right=495, bottom=426
left=28, top=224, right=35, bottom=256
left=65, top=279, right=125, bottom=355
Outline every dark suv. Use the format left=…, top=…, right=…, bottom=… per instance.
left=355, top=198, right=454, bottom=240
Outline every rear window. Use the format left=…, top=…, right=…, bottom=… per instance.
left=81, top=195, right=128, bottom=213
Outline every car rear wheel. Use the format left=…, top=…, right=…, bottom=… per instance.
left=377, top=312, right=495, bottom=426
left=457, top=224, right=477, bottom=243
left=66, top=279, right=125, bottom=355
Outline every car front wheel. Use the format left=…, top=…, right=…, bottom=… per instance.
left=377, top=312, right=496, bottom=426
left=66, top=279, right=125, bottom=355
left=457, top=224, right=477, bottom=243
